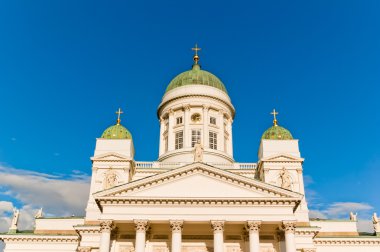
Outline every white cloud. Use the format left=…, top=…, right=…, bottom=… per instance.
left=0, top=165, right=90, bottom=231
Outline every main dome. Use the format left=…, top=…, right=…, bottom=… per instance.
left=165, top=63, right=227, bottom=94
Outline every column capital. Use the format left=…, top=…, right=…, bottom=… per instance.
left=183, top=104, right=191, bottom=111
left=246, top=220, right=261, bottom=233
left=170, top=220, right=184, bottom=233
left=134, top=219, right=149, bottom=232
left=282, top=221, right=296, bottom=234
left=77, top=247, right=91, bottom=252
left=168, top=109, right=174, bottom=115
left=100, top=220, right=114, bottom=233
left=211, top=220, right=225, bottom=233
left=202, top=105, right=210, bottom=111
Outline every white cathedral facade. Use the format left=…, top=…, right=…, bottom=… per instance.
left=1, top=48, right=380, bottom=252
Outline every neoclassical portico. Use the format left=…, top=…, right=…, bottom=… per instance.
left=96, top=219, right=301, bottom=252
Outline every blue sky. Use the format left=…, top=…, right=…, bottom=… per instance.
left=0, top=0, right=379, bottom=232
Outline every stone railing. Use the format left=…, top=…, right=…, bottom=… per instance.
left=135, top=161, right=256, bottom=170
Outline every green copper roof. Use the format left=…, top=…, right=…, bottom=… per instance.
left=101, top=123, right=132, bottom=139
left=165, top=64, right=227, bottom=93
left=262, top=125, right=293, bottom=140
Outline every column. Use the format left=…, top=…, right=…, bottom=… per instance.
left=170, top=220, right=183, bottom=252
left=227, top=118, right=233, bottom=156
left=211, top=221, right=224, bottom=252
left=218, top=110, right=225, bottom=152
left=282, top=221, right=296, bottom=252
left=99, top=220, right=114, bottom=252
left=159, top=116, right=165, bottom=156
left=183, top=105, right=190, bottom=148
left=134, top=220, right=149, bottom=252
left=203, top=105, right=209, bottom=148
left=246, top=221, right=261, bottom=252
left=167, top=109, right=175, bottom=151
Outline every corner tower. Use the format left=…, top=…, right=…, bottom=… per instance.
left=157, top=45, right=235, bottom=164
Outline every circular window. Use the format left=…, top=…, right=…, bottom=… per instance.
left=191, top=113, right=201, bottom=123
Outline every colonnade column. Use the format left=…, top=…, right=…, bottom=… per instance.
left=227, top=118, right=233, bottom=156
left=282, top=221, right=296, bottom=252
left=167, top=109, right=175, bottom=151
left=211, top=221, right=224, bottom=252
left=246, top=221, right=261, bottom=252
left=170, top=220, right=183, bottom=252
left=134, top=220, right=149, bottom=252
left=203, top=105, right=209, bottom=148
left=99, top=220, right=114, bottom=252
left=218, top=110, right=225, bottom=152
left=183, top=105, right=190, bottom=148
left=159, top=116, right=165, bottom=156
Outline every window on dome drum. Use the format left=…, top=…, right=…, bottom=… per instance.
left=176, top=116, right=183, bottom=125
left=210, top=116, right=216, bottom=125
left=209, top=132, right=217, bottom=150
left=191, top=130, right=201, bottom=147
left=175, top=131, right=183, bottom=150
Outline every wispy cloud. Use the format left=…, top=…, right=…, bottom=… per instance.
left=0, top=164, right=90, bottom=232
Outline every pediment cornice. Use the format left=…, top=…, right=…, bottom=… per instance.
left=91, top=152, right=131, bottom=162
left=260, top=153, right=304, bottom=163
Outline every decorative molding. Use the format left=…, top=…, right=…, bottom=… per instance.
left=282, top=221, right=296, bottom=234
left=97, top=197, right=299, bottom=207
left=100, top=220, right=114, bottom=233
left=211, top=221, right=225, bottom=233
left=314, top=238, right=380, bottom=245
left=170, top=220, right=183, bottom=233
left=246, top=221, right=261, bottom=233
left=0, top=235, right=78, bottom=243
left=134, top=219, right=149, bottom=232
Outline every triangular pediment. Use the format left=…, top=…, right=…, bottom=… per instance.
left=91, top=152, right=131, bottom=161
left=261, top=153, right=304, bottom=163
left=94, top=163, right=302, bottom=200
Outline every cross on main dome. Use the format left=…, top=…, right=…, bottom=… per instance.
left=165, top=44, right=228, bottom=94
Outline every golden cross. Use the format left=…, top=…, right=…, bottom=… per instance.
left=191, top=43, right=201, bottom=64
left=271, top=109, right=278, bottom=126
left=192, top=43, right=201, bottom=56
left=116, top=108, right=123, bottom=124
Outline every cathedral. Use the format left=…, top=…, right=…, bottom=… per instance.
left=1, top=46, right=379, bottom=252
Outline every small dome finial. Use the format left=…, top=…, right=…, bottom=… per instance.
left=115, top=108, right=124, bottom=125
left=271, top=108, right=279, bottom=126
left=191, top=43, right=201, bottom=65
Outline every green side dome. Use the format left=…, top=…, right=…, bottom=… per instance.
left=165, top=64, right=227, bottom=94
left=262, top=125, right=293, bottom=140
left=101, top=123, right=132, bottom=139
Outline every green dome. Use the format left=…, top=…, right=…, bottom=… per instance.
left=101, top=123, right=132, bottom=139
left=262, top=125, right=293, bottom=140
left=165, top=64, right=227, bottom=93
